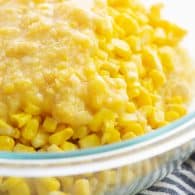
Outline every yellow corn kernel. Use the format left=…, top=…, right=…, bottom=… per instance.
left=97, top=171, right=114, bottom=186
left=24, top=103, right=41, bottom=115
left=3, top=178, right=30, bottom=195
left=140, top=25, right=154, bottom=45
left=94, top=183, right=107, bottom=195
left=100, top=61, right=119, bottom=76
left=127, top=82, right=141, bottom=98
left=136, top=11, right=149, bottom=24
left=6, top=97, right=20, bottom=114
left=107, top=0, right=129, bottom=7
left=165, top=111, right=180, bottom=122
left=33, top=0, right=45, bottom=3
left=102, top=129, right=121, bottom=144
left=118, top=113, right=137, bottom=127
left=98, top=37, right=108, bottom=50
left=119, top=166, right=134, bottom=185
left=22, top=118, right=39, bottom=140
left=60, top=176, right=74, bottom=192
left=47, top=144, right=63, bottom=152
left=140, top=105, right=154, bottom=117
left=120, top=62, right=139, bottom=83
left=89, top=109, right=116, bottom=132
left=5, top=41, right=37, bottom=57
left=74, top=179, right=90, bottom=195
left=167, top=104, right=187, bottom=116
left=73, top=126, right=89, bottom=140
left=0, top=119, right=19, bottom=138
left=94, top=15, right=113, bottom=38
left=36, top=178, right=60, bottom=195
left=113, top=22, right=126, bottom=37
left=31, top=132, right=48, bottom=148
left=107, top=170, right=118, bottom=186
left=114, top=75, right=127, bottom=87
left=166, top=96, right=184, bottom=104
left=169, top=82, right=191, bottom=102
left=0, top=102, right=7, bottom=121
left=0, top=136, right=15, bottom=151
left=122, top=131, right=137, bottom=140
left=126, top=122, right=144, bottom=136
left=103, top=119, right=115, bottom=132
left=116, top=14, right=139, bottom=35
left=106, top=95, right=127, bottom=113
left=14, top=78, right=32, bottom=91
left=43, top=117, right=58, bottom=133
left=151, top=94, right=161, bottom=104
left=150, top=3, right=164, bottom=22
left=142, top=46, right=163, bottom=71
left=111, top=38, right=131, bottom=59
left=159, top=46, right=175, bottom=72
left=142, top=79, right=154, bottom=92
left=149, top=69, right=166, bottom=88
left=168, top=23, right=187, bottom=45
left=107, top=6, right=119, bottom=17
left=96, top=49, right=108, bottom=61
left=126, top=102, right=136, bottom=113
left=0, top=119, right=13, bottom=132
left=49, top=128, right=73, bottom=146
left=99, top=70, right=110, bottom=77
left=2, top=82, right=15, bottom=94
left=148, top=108, right=165, bottom=128
left=88, top=177, right=98, bottom=193
left=94, top=176, right=107, bottom=193
left=96, top=170, right=117, bottom=188
left=125, top=70, right=139, bottom=84
left=171, top=24, right=187, bottom=38
left=11, top=113, right=31, bottom=128
left=0, top=26, right=19, bottom=38
left=136, top=88, right=153, bottom=107
left=79, top=134, right=101, bottom=149
left=142, top=159, right=153, bottom=176
left=158, top=120, right=169, bottom=127
left=126, top=35, right=142, bottom=52
left=154, top=27, right=167, bottom=45
left=49, top=191, right=69, bottom=195
left=61, top=141, right=78, bottom=151
left=14, top=143, right=35, bottom=152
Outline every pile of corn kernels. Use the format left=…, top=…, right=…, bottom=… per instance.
left=0, top=0, right=194, bottom=152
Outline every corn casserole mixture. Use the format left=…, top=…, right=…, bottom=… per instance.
left=0, top=0, right=194, bottom=153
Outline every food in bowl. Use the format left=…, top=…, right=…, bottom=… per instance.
left=0, top=0, right=194, bottom=153
left=0, top=1, right=195, bottom=195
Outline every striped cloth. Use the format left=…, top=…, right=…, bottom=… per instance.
left=140, top=153, right=195, bottom=195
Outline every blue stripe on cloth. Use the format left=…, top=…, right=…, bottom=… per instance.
left=139, top=153, right=195, bottom=195
left=163, top=177, right=192, bottom=194
left=182, top=161, right=193, bottom=171
left=182, top=162, right=195, bottom=175
left=147, top=185, right=180, bottom=194
left=173, top=172, right=195, bottom=188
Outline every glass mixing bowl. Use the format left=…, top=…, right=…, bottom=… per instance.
left=0, top=112, right=194, bottom=195
left=0, top=1, right=195, bottom=195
